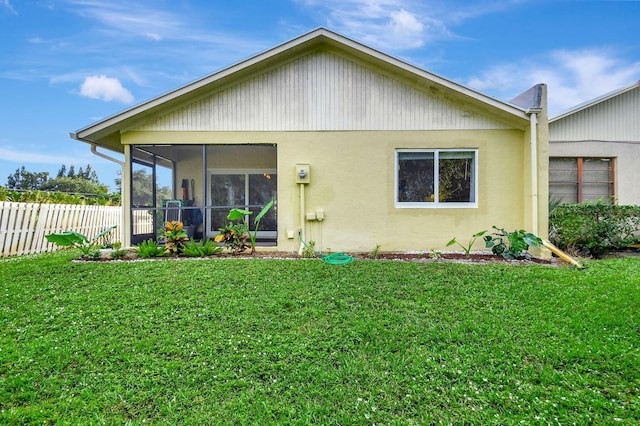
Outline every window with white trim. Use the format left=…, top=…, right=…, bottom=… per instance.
left=395, top=149, right=478, bottom=207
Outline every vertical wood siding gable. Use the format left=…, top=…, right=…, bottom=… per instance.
left=551, top=87, right=640, bottom=141
left=134, top=51, right=511, bottom=132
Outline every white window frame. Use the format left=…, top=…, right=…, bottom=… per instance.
left=395, top=149, right=478, bottom=208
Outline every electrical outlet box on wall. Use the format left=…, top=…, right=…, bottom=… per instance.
left=296, top=163, right=310, bottom=184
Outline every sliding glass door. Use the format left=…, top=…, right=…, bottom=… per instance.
left=208, top=169, right=277, bottom=239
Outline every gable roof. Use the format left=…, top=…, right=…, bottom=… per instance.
left=550, top=80, right=640, bottom=122
left=72, top=28, right=530, bottom=150
left=549, top=81, right=640, bottom=142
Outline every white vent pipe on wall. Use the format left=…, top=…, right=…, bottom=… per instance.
left=527, top=108, right=541, bottom=236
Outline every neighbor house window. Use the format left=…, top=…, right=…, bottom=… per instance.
left=549, top=157, right=615, bottom=204
left=395, top=149, right=477, bottom=207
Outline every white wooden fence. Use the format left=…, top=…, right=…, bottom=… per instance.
left=0, top=202, right=122, bottom=257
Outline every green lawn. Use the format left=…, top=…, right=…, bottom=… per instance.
left=1, top=252, right=639, bottom=425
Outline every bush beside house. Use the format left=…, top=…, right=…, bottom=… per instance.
left=0, top=187, right=120, bottom=205
left=549, top=202, right=640, bottom=257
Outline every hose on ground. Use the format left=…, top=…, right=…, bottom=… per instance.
left=299, top=234, right=353, bottom=265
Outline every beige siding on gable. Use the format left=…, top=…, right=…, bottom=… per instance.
left=550, top=86, right=640, bottom=141
left=134, top=51, right=511, bottom=132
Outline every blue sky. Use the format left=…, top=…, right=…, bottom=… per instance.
left=1, top=0, right=639, bottom=190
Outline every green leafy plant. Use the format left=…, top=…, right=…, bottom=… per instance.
left=429, top=249, right=442, bottom=260
left=164, top=221, right=189, bottom=255
left=368, top=244, right=382, bottom=259
left=215, top=222, right=251, bottom=254
left=0, top=188, right=120, bottom=205
left=548, top=194, right=564, bottom=215
left=483, top=226, right=542, bottom=259
left=182, top=238, right=223, bottom=257
left=301, top=240, right=317, bottom=258
left=215, top=200, right=275, bottom=254
left=447, top=230, right=487, bottom=255
left=248, top=199, right=275, bottom=253
left=109, top=242, right=127, bottom=259
left=45, top=225, right=117, bottom=258
left=136, top=239, right=167, bottom=258
left=549, top=202, right=640, bottom=257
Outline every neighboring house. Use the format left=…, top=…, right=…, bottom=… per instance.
left=549, top=81, right=640, bottom=205
left=72, top=28, right=549, bottom=252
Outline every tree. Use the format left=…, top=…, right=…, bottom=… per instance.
left=5, top=164, right=110, bottom=195
left=40, top=176, right=109, bottom=195
left=116, top=169, right=172, bottom=206
left=56, top=164, right=99, bottom=183
left=40, top=164, right=108, bottom=195
left=6, top=166, right=49, bottom=190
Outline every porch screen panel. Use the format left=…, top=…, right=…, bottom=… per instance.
left=248, top=173, right=277, bottom=232
left=209, top=174, right=245, bottom=233
left=132, top=162, right=154, bottom=207
left=131, top=162, right=155, bottom=237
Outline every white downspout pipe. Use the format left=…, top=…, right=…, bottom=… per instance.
left=527, top=108, right=541, bottom=236
left=298, top=182, right=305, bottom=255
left=90, top=143, right=125, bottom=168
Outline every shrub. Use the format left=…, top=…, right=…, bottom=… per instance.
left=214, top=201, right=275, bottom=254
left=549, top=202, right=640, bottom=257
left=164, top=221, right=189, bottom=255
left=109, top=242, right=127, bottom=259
left=215, top=222, right=251, bottom=254
left=301, top=240, right=317, bottom=258
left=45, top=225, right=117, bottom=258
left=136, top=239, right=166, bottom=258
left=483, top=226, right=542, bottom=259
left=368, top=244, right=382, bottom=259
left=0, top=187, right=120, bottom=205
left=182, top=239, right=223, bottom=257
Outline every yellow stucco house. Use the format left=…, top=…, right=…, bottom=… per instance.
left=72, top=28, right=549, bottom=253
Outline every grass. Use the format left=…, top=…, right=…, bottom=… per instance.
left=1, top=252, right=639, bottom=424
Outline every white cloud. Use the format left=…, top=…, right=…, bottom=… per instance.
left=295, top=0, right=526, bottom=52
left=296, top=0, right=449, bottom=51
left=79, top=75, right=134, bottom=103
left=0, top=147, right=79, bottom=165
left=65, top=0, right=181, bottom=41
left=145, top=32, right=162, bottom=42
left=386, top=9, right=426, bottom=48
left=1, top=0, right=16, bottom=14
left=466, top=48, right=640, bottom=115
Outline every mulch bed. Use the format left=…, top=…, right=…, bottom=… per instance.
left=79, top=249, right=560, bottom=266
